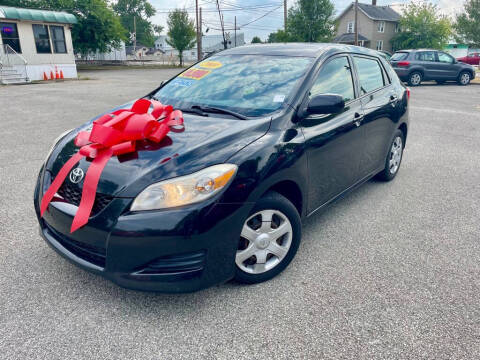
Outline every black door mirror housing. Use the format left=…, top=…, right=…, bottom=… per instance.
left=307, top=94, right=345, bottom=115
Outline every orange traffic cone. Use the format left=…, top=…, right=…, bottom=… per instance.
left=55, top=70, right=59, bottom=79
left=60, top=70, right=64, bottom=79
left=50, top=71, right=54, bottom=80
left=43, top=72, right=48, bottom=81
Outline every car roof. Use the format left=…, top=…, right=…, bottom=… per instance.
left=220, top=43, right=383, bottom=58
left=396, top=49, right=443, bottom=53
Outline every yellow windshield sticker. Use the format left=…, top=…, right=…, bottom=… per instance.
left=179, top=68, right=211, bottom=80
left=199, top=60, right=223, bottom=69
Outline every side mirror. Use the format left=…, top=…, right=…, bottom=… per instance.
left=307, top=94, right=345, bottom=115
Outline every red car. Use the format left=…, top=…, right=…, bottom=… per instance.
left=457, top=53, right=480, bottom=66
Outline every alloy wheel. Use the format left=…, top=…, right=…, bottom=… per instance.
left=236, top=210, right=293, bottom=274
left=389, top=136, right=403, bottom=174
left=410, top=73, right=421, bottom=86
left=461, top=73, right=470, bottom=85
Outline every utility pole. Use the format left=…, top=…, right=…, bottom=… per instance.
left=284, top=0, right=287, bottom=32
left=234, top=16, right=237, bottom=47
left=199, top=7, right=202, bottom=59
left=133, top=16, right=137, bottom=55
left=195, top=0, right=201, bottom=61
left=354, top=0, right=359, bottom=46
left=216, top=0, right=227, bottom=49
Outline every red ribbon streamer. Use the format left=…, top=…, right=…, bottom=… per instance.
left=40, top=99, right=184, bottom=233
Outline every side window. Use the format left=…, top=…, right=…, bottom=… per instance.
left=437, top=52, right=454, bottom=64
left=353, top=56, right=385, bottom=95
left=33, top=24, right=51, bottom=54
left=415, top=51, right=435, bottom=62
left=310, top=56, right=355, bottom=102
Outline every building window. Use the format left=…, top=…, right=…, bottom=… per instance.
left=395, top=23, right=400, bottom=33
left=376, top=40, right=383, bottom=50
left=377, top=21, right=385, bottom=33
left=347, top=21, right=354, bottom=34
left=33, top=24, right=51, bottom=53
left=0, top=22, right=21, bottom=53
left=50, top=26, right=66, bottom=53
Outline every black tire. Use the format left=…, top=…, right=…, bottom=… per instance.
left=408, top=72, right=422, bottom=86
left=458, top=71, right=471, bottom=86
left=234, top=191, right=301, bottom=284
left=376, top=130, right=405, bottom=182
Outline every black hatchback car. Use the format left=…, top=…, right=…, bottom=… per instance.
left=391, top=49, right=476, bottom=86
left=35, top=44, right=409, bottom=293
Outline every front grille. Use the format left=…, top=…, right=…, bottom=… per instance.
left=138, top=251, right=206, bottom=276
left=46, top=223, right=107, bottom=268
left=56, top=181, right=113, bottom=216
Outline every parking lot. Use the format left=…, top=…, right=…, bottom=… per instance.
left=1, top=69, right=479, bottom=359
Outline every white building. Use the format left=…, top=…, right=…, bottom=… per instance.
left=154, top=33, right=245, bottom=63
left=0, top=6, right=77, bottom=84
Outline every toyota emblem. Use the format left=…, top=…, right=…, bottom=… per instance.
left=69, top=168, right=84, bottom=184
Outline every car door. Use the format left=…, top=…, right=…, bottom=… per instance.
left=299, top=54, right=366, bottom=212
left=352, top=55, right=397, bottom=175
left=414, top=51, right=437, bottom=79
left=434, top=52, right=459, bottom=80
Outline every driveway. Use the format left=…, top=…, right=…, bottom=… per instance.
left=0, top=71, right=479, bottom=359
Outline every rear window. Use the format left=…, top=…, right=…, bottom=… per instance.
left=353, top=57, right=386, bottom=95
left=391, top=52, right=408, bottom=61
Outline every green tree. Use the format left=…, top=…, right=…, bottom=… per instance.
left=113, top=0, right=158, bottom=47
left=0, top=0, right=126, bottom=55
left=391, top=2, right=452, bottom=50
left=267, top=0, right=335, bottom=43
left=286, top=0, right=335, bottom=42
left=166, top=9, right=196, bottom=66
left=267, top=30, right=291, bottom=43
left=455, top=0, right=480, bottom=47
left=251, top=36, right=262, bottom=44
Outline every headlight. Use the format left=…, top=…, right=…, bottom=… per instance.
left=44, top=128, right=73, bottom=164
left=130, top=164, right=238, bottom=211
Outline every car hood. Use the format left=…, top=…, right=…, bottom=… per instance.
left=46, top=102, right=271, bottom=197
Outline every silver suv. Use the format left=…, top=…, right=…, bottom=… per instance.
left=391, top=49, right=476, bottom=86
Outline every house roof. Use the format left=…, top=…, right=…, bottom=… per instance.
left=334, top=33, right=369, bottom=43
left=0, top=6, right=77, bottom=24
left=337, top=2, right=400, bottom=22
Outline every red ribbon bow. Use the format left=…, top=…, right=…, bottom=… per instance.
left=40, top=99, right=184, bottom=233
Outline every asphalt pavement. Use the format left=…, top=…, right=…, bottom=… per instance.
left=0, top=70, right=479, bottom=359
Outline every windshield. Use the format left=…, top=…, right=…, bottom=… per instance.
left=153, top=54, right=314, bottom=118
left=391, top=52, right=409, bottom=61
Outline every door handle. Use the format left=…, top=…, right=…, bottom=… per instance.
left=353, top=112, right=364, bottom=127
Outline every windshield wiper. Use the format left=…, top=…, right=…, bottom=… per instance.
left=191, top=105, right=247, bottom=120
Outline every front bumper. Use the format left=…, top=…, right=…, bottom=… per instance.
left=34, top=171, right=251, bottom=293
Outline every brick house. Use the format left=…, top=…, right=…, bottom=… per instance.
left=334, top=1, right=401, bottom=53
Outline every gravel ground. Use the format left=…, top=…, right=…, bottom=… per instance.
left=0, top=70, right=479, bottom=360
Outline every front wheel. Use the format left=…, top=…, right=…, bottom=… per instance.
left=458, top=71, right=471, bottom=86
left=376, top=130, right=405, bottom=182
left=234, top=191, right=301, bottom=284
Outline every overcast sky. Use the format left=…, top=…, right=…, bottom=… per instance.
left=149, top=0, right=464, bottom=43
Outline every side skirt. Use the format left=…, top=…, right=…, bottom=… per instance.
left=306, top=167, right=384, bottom=219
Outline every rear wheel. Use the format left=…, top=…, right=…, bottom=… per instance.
left=234, top=191, right=301, bottom=284
left=376, top=130, right=405, bottom=182
left=458, top=71, right=471, bottom=86
left=408, top=72, right=422, bottom=86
